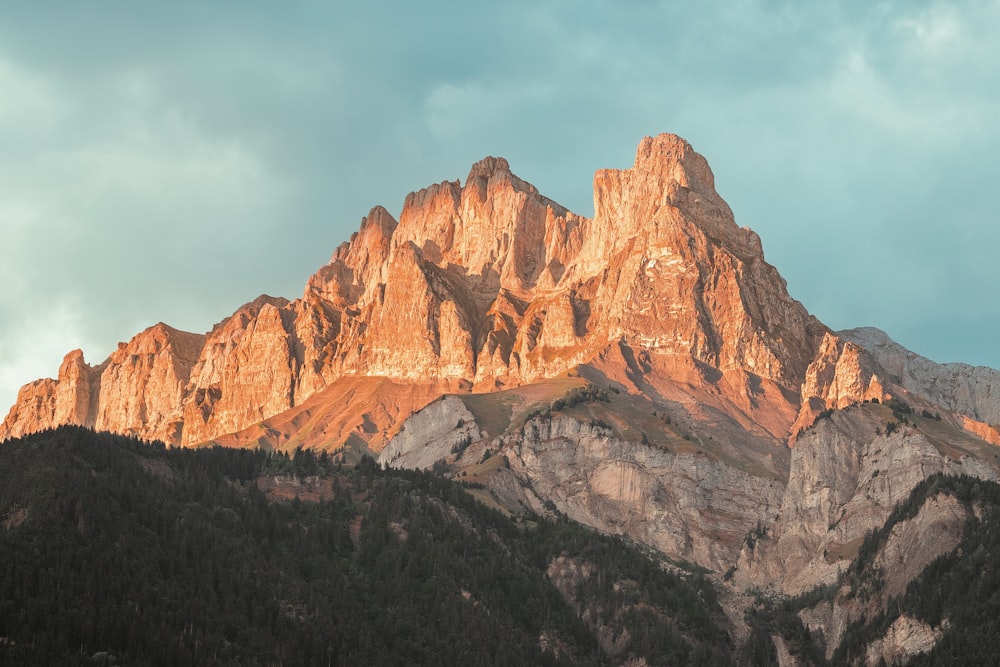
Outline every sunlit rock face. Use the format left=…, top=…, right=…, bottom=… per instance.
left=2, top=351, right=93, bottom=440
left=1, top=325, right=204, bottom=445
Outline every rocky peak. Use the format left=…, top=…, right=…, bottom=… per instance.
left=209, top=295, right=290, bottom=333
left=124, top=322, right=203, bottom=355
left=631, top=133, right=721, bottom=203
left=0, top=133, right=927, bottom=451
left=465, top=155, right=511, bottom=183
left=51, top=349, right=95, bottom=431
left=311, top=206, right=399, bottom=307
left=333, top=205, right=398, bottom=265
left=93, top=322, right=205, bottom=443
left=1, top=322, right=206, bottom=444
left=379, top=151, right=576, bottom=304
left=590, top=134, right=760, bottom=265
left=592, top=134, right=717, bottom=217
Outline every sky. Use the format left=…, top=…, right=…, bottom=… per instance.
left=2, top=1, right=999, bottom=412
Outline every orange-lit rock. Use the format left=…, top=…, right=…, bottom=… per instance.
left=93, top=323, right=204, bottom=444
left=1, top=350, right=96, bottom=440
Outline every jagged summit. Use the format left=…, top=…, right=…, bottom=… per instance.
left=628, top=133, right=721, bottom=202
left=465, top=155, right=511, bottom=182
left=0, top=133, right=984, bottom=455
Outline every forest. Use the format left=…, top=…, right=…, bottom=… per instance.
left=0, top=426, right=732, bottom=666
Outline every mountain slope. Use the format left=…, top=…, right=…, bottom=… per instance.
left=742, top=473, right=1000, bottom=665
left=5, top=426, right=1000, bottom=664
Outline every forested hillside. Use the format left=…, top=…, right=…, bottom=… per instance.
left=0, top=427, right=732, bottom=666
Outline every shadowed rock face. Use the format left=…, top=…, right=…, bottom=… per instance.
left=2, top=134, right=891, bottom=449
left=842, top=326, right=1000, bottom=426
left=734, top=405, right=997, bottom=595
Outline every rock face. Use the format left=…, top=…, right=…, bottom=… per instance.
left=843, top=326, right=1000, bottom=426
left=1, top=324, right=204, bottom=444
left=378, top=396, right=480, bottom=471
left=790, top=488, right=966, bottom=662
left=864, top=616, right=945, bottom=666
left=2, top=134, right=888, bottom=449
left=379, top=403, right=786, bottom=573
left=2, top=351, right=93, bottom=440
left=734, top=404, right=996, bottom=595
left=497, top=414, right=785, bottom=573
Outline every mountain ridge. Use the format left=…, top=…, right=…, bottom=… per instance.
left=2, top=133, right=893, bottom=451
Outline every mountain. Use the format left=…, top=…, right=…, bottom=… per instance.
left=1, top=134, right=888, bottom=451
left=5, top=134, right=1000, bottom=663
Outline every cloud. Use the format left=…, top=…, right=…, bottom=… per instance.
left=1, top=0, right=999, bottom=412
left=0, top=50, right=304, bottom=411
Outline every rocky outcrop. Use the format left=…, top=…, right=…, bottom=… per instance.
left=843, top=326, right=1000, bottom=426
left=736, top=486, right=971, bottom=662
left=1, top=350, right=97, bottom=440
left=380, top=407, right=786, bottom=574
left=1, top=324, right=203, bottom=444
left=792, top=333, right=885, bottom=438
left=735, top=404, right=996, bottom=595
left=93, top=323, right=205, bottom=444
left=181, top=296, right=299, bottom=445
left=864, top=616, right=945, bottom=666
left=378, top=396, right=480, bottom=470
left=871, top=493, right=968, bottom=602
left=500, top=416, right=785, bottom=572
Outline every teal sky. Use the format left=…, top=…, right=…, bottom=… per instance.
left=2, top=1, right=999, bottom=411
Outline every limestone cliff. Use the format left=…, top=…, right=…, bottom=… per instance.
left=734, top=403, right=997, bottom=595
left=1, top=324, right=203, bottom=444
left=1, top=350, right=96, bottom=440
